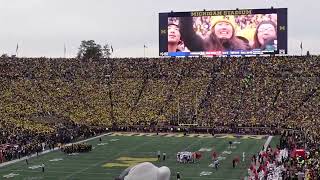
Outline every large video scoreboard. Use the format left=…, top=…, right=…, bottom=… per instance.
left=159, top=8, right=287, bottom=57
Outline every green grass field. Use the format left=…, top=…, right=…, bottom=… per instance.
left=0, top=133, right=278, bottom=180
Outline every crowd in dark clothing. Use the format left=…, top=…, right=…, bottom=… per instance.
left=0, top=56, right=319, bottom=167
left=114, top=124, right=282, bottom=136
left=61, top=143, right=92, bottom=154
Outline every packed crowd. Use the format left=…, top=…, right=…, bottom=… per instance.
left=0, top=56, right=319, bottom=166
left=248, top=130, right=319, bottom=180
left=235, top=14, right=277, bottom=30
left=0, top=118, right=106, bottom=162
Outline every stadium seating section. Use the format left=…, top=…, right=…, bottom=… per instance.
left=0, top=56, right=319, bottom=178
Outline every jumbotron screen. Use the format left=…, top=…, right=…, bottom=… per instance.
left=159, top=8, right=287, bottom=56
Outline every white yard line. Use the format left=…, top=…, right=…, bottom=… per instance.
left=1, top=133, right=273, bottom=179
left=0, top=133, right=112, bottom=168
left=263, top=136, right=273, bottom=151
left=242, top=136, right=273, bottom=179
left=183, top=138, right=204, bottom=151
left=61, top=136, right=158, bottom=179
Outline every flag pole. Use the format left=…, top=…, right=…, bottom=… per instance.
left=143, top=45, right=146, bottom=58
left=64, top=43, right=66, bottom=58
left=16, top=43, right=19, bottom=57
left=111, top=45, right=114, bottom=58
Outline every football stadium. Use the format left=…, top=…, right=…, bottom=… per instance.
left=0, top=1, right=319, bottom=180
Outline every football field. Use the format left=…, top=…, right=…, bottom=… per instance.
left=0, top=133, right=278, bottom=180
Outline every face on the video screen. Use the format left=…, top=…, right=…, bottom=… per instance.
left=257, top=23, right=276, bottom=45
left=214, top=21, right=233, bottom=39
left=168, top=24, right=181, bottom=44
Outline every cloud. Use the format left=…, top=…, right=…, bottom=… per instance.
left=0, top=0, right=318, bottom=57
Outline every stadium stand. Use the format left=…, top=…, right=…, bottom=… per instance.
left=0, top=56, right=319, bottom=179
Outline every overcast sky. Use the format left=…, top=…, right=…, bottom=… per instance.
left=0, top=0, right=318, bottom=57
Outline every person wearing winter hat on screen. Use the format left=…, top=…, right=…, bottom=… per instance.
left=205, top=16, right=250, bottom=51
left=180, top=16, right=250, bottom=52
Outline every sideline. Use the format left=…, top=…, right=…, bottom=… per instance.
left=0, top=132, right=112, bottom=168
left=263, top=136, right=273, bottom=151
left=243, top=135, right=273, bottom=179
